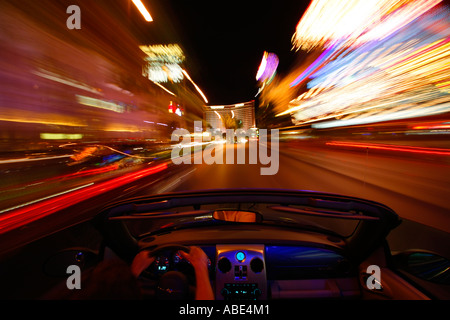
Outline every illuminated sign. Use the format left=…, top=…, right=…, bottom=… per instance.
left=256, top=51, right=278, bottom=84
left=140, top=44, right=185, bottom=83
left=168, top=101, right=184, bottom=116
left=40, top=133, right=83, bottom=140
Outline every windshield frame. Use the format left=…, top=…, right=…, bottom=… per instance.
left=94, top=188, right=401, bottom=263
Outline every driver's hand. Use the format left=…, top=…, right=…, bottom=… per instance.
left=179, top=246, right=209, bottom=270
left=131, top=250, right=155, bottom=278
left=179, top=246, right=214, bottom=300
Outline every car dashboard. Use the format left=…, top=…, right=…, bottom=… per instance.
left=145, top=243, right=360, bottom=300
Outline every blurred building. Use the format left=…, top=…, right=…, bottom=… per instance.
left=204, top=101, right=256, bottom=132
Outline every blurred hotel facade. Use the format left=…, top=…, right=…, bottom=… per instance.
left=204, top=101, right=256, bottom=133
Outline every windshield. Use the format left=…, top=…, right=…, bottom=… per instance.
left=118, top=202, right=362, bottom=239
left=0, top=0, right=449, bottom=258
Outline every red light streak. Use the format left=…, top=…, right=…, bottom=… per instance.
left=326, top=141, right=450, bottom=156
left=412, top=124, right=450, bottom=130
left=0, top=162, right=168, bottom=234
left=0, top=164, right=119, bottom=193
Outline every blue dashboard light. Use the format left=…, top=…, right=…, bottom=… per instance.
left=236, top=251, right=245, bottom=262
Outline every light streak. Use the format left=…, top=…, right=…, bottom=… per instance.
left=0, top=183, right=94, bottom=215
left=0, top=162, right=168, bottom=233
left=132, top=0, right=153, bottom=22
left=280, top=1, right=449, bottom=127
left=326, top=141, right=450, bottom=156
left=32, top=69, right=100, bottom=94
left=76, top=95, right=125, bottom=113
left=182, top=69, right=208, bottom=104
left=291, top=0, right=442, bottom=51
left=0, top=155, right=73, bottom=165
left=311, top=102, right=450, bottom=128
left=290, top=41, right=342, bottom=87
left=152, top=81, right=176, bottom=96
left=256, top=52, right=268, bottom=80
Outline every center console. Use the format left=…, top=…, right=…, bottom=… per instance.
left=215, top=244, right=267, bottom=300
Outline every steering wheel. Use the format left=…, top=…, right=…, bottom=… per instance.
left=146, top=244, right=191, bottom=257
left=139, top=244, right=194, bottom=300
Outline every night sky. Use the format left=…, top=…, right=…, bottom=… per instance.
left=134, top=0, right=311, bottom=106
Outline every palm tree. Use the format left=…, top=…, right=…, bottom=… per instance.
left=221, top=113, right=243, bottom=130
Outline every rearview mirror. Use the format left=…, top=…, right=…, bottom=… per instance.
left=213, top=210, right=262, bottom=223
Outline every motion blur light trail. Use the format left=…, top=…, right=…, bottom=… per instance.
left=292, top=0, right=443, bottom=52
left=326, top=141, right=450, bottom=156
left=132, top=0, right=153, bottom=22
left=0, top=155, right=73, bottom=165
left=276, top=0, right=450, bottom=128
left=0, top=162, right=168, bottom=234
left=0, top=0, right=203, bottom=153
left=0, top=164, right=120, bottom=195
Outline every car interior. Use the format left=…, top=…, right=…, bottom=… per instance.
left=30, top=189, right=447, bottom=300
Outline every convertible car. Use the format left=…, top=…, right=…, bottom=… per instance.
left=31, top=188, right=449, bottom=301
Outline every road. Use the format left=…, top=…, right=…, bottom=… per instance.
left=144, top=139, right=450, bottom=256
left=0, top=138, right=448, bottom=257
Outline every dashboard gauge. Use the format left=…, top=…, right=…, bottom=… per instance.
left=155, top=256, right=170, bottom=272
left=173, top=251, right=183, bottom=264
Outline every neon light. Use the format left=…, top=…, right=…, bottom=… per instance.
left=256, top=52, right=268, bottom=80
left=292, top=0, right=442, bottom=51
left=290, top=42, right=341, bottom=87
left=40, top=133, right=83, bottom=140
